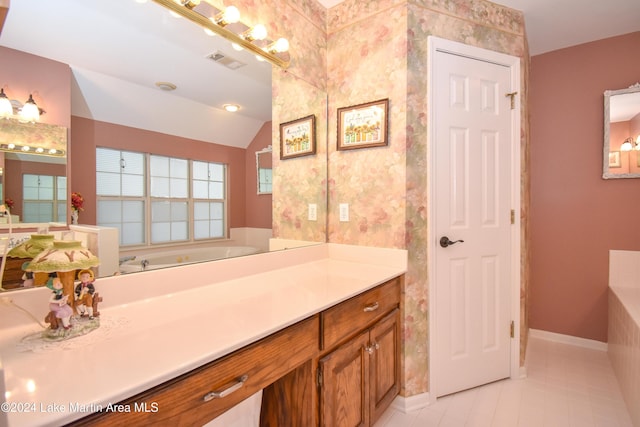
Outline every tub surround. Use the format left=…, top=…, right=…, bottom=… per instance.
left=607, top=250, right=640, bottom=426
left=118, top=246, right=261, bottom=273
left=0, top=243, right=406, bottom=426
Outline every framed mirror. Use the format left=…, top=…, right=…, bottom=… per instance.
left=0, top=0, right=328, bottom=289
left=0, top=120, right=68, bottom=224
left=603, top=83, right=640, bottom=179
left=256, top=145, right=273, bottom=195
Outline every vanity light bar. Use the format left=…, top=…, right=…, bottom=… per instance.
left=151, top=0, right=290, bottom=69
left=0, top=143, right=65, bottom=157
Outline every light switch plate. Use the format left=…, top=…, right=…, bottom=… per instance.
left=339, top=203, right=349, bottom=222
left=308, top=203, right=317, bottom=221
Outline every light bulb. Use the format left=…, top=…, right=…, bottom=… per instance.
left=0, top=89, right=13, bottom=118
left=204, top=17, right=217, bottom=36
left=20, top=95, right=40, bottom=122
left=620, top=137, right=634, bottom=152
left=247, top=24, right=267, bottom=41
left=269, top=38, right=289, bottom=53
left=216, top=6, right=240, bottom=26
left=275, top=38, right=289, bottom=52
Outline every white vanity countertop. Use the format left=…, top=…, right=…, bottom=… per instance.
left=0, top=243, right=407, bottom=427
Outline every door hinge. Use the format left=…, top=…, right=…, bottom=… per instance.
left=510, top=209, right=515, bottom=225
left=510, top=321, right=515, bottom=338
left=505, top=91, right=518, bottom=110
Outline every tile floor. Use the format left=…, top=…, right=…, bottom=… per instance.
left=375, top=336, right=634, bottom=426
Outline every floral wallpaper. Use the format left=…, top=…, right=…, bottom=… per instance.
left=231, top=0, right=529, bottom=399
left=325, top=0, right=529, bottom=398
left=272, top=70, right=328, bottom=242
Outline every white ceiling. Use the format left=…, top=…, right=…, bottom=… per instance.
left=320, top=0, right=640, bottom=56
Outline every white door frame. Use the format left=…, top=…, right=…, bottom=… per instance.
left=427, top=36, right=522, bottom=403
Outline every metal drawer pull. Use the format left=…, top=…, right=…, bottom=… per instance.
left=203, top=375, right=249, bottom=401
left=363, top=302, right=379, bottom=312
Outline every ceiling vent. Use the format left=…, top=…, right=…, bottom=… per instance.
left=206, top=51, right=246, bottom=70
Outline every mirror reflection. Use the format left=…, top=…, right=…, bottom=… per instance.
left=0, top=120, right=68, bottom=224
left=603, top=83, right=640, bottom=179
left=256, top=146, right=273, bottom=195
left=0, top=0, right=327, bottom=290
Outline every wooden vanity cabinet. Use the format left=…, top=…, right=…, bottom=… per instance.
left=0, top=256, right=27, bottom=289
left=72, top=315, right=319, bottom=427
left=71, top=275, right=403, bottom=427
left=318, top=277, right=402, bottom=427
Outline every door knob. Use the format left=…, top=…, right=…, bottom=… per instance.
left=440, top=236, right=464, bottom=248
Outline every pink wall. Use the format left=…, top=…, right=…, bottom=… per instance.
left=0, top=46, right=71, bottom=127
left=530, top=32, right=640, bottom=342
left=245, top=121, right=272, bottom=229
left=70, top=116, right=256, bottom=230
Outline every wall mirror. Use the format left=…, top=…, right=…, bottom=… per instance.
left=603, top=83, right=640, bottom=179
left=0, top=120, right=68, bottom=224
left=0, top=0, right=328, bottom=290
left=256, top=146, right=273, bottom=195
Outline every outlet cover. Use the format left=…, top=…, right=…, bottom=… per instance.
left=308, top=204, right=317, bottom=221
left=339, top=203, right=349, bottom=222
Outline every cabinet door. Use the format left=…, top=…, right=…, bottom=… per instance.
left=319, top=330, right=370, bottom=427
left=369, top=309, right=400, bottom=424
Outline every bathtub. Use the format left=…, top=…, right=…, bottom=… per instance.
left=119, top=246, right=261, bottom=273
left=607, top=250, right=640, bottom=427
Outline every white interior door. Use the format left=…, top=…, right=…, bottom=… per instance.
left=432, top=46, right=516, bottom=398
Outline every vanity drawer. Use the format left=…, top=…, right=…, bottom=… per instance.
left=75, top=315, right=319, bottom=427
left=321, top=276, right=401, bottom=351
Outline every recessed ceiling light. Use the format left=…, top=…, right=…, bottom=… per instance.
left=155, top=81, right=177, bottom=91
left=223, top=104, right=240, bottom=112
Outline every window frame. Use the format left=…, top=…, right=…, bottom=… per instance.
left=96, top=147, right=228, bottom=248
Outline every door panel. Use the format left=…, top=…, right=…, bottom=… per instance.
left=434, top=50, right=513, bottom=397
left=370, top=309, right=400, bottom=424
left=319, top=330, right=369, bottom=427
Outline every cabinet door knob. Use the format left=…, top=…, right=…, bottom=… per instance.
left=365, top=345, right=374, bottom=354
left=203, top=375, right=249, bottom=401
left=363, top=302, right=379, bottom=312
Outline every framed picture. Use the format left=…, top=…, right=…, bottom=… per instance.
left=279, top=114, right=316, bottom=159
left=337, top=98, right=389, bottom=150
left=609, top=151, right=621, bottom=168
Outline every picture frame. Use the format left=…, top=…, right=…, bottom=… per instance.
left=337, top=98, right=389, bottom=150
left=609, top=151, right=621, bottom=168
left=279, top=114, right=316, bottom=159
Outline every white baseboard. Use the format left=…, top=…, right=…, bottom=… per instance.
left=390, top=392, right=430, bottom=413
left=529, top=328, right=608, bottom=351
